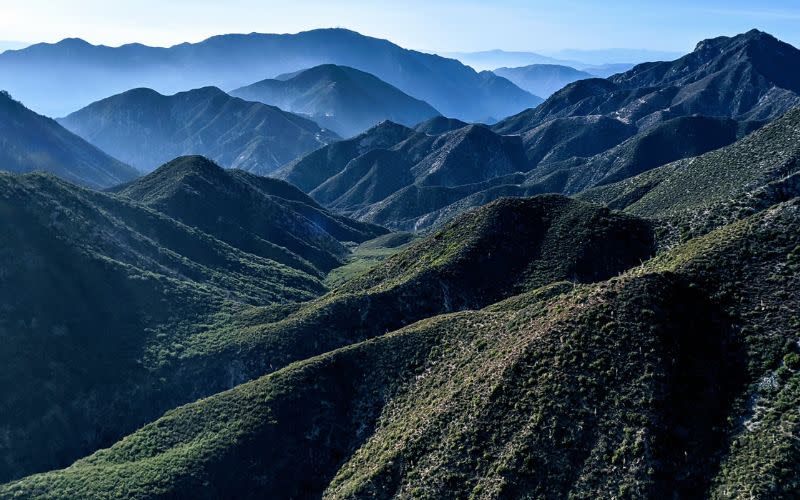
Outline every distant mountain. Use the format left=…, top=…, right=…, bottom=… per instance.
left=578, top=62, right=635, bottom=78
left=494, top=64, right=594, bottom=98
left=544, top=48, right=683, bottom=66
left=442, top=49, right=575, bottom=71
left=232, top=64, right=440, bottom=137
left=496, top=30, right=800, bottom=137
left=277, top=121, right=530, bottom=230
left=0, top=91, right=137, bottom=188
left=0, top=41, right=28, bottom=52
left=490, top=30, right=800, bottom=187
left=0, top=29, right=541, bottom=121
left=534, top=116, right=764, bottom=194
left=117, top=156, right=386, bottom=274
left=277, top=31, right=800, bottom=231
left=59, top=86, right=338, bottom=174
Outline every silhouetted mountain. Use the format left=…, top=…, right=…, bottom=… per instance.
left=0, top=91, right=136, bottom=188
left=59, top=86, right=337, bottom=174
left=443, top=49, right=576, bottom=71
left=117, top=156, right=386, bottom=274
left=0, top=29, right=541, bottom=121
left=549, top=47, right=683, bottom=65
left=231, top=64, right=440, bottom=137
left=494, top=64, right=593, bottom=97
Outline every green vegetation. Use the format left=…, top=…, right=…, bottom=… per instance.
left=325, top=232, right=417, bottom=288
left=0, top=171, right=325, bottom=482
left=117, top=155, right=387, bottom=274
left=8, top=193, right=799, bottom=497
left=3, top=31, right=800, bottom=495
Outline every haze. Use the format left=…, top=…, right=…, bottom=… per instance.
left=2, top=0, right=800, bottom=52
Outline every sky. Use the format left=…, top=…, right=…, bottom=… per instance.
left=1, top=0, right=799, bottom=53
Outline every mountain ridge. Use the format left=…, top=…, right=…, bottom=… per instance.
left=59, top=86, right=338, bottom=174
left=0, top=28, right=542, bottom=121
left=232, top=64, right=441, bottom=137
left=0, top=91, right=137, bottom=188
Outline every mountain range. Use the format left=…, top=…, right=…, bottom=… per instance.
left=58, top=86, right=338, bottom=174
left=231, top=64, right=441, bottom=137
left=443, top=48, right=677, bottom=73
left=3, top=98, right=800, bottom=494
left=1, top=27, right=800, bottom=498
left=280, top=30, right=800, bottom=230
left=0, top=91, right=136, bottom=188
left=494, top=64, right=594, bottom=98
left=0, top=28, right=541, bottom=121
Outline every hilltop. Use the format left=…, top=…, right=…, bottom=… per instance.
left=117, top=155, right=386, bottom=274
left=59, top=87, right=338, bottom=174
left=232, top=64, right=440, bottom=137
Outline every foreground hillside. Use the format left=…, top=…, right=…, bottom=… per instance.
left=0, top=91, right=136, bottom=188
left=0, top=190, right=650, bottom=485
left=0, top=159, right=384, bottom=482
left=232, top=64, right=440, bottom=137
left=59, top=87, right=338, bottom=174
left=4, top=181, right=798, bottom=497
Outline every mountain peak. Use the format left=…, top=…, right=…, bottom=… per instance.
left=157, top=155, right=223, bottom=175
left=693, top=28, right=777, bottom=53
left=56, top=37, right=92, bottom=48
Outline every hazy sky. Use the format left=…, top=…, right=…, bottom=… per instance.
left=2, top=0, right=799, bottom=52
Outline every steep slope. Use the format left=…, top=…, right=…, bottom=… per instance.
left=494, top=30, right=800, bottom=136
left=231, top=64, right=440, bottom=137
left=7, top=194, right=799, bottom=498
left=487, top=31, right=800, bottom=196
left=0, top=29, right=541, bottom=122
left=0, top=193, right=653, bottom=487
left=277, top=32, right=799, bottom=232
left=579, top=106, right=800, bottom=227
left=531, top=115, right=764, bottom=194
left=0, top=91, right=136, bottom=188
left=117, top=156, right=386, bottom=273
left=494, top=64, right=594, bottom=98
left=0, top=172, right=325, bottom=482
left=280, top=123, right=530, bottom=230
left=58, top=86, right=338, bottom=174
left=275, top=121, right=416, bottom=193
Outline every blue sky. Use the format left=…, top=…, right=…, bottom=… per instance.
left=2, top=0, right=799, bottom=52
